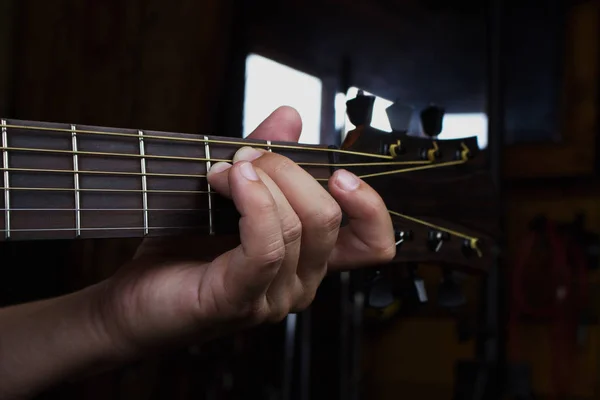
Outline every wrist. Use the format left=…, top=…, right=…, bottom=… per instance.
left=86, top=278, right=141, bottom=364
left=84, top=279, right=138, bottom=366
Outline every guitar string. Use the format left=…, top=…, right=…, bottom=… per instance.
left=0, top=156, right=462, bottom=182
left=0, top=161, right=479, bottom=244
left=0, top=208, right=217, bottom=212
left=2, top=123, right=399, bottom=160
left=388, top=210, right=482, bottom=257
left=0, top=207, right=482, bottom=256
left=0, top=225, right=210, bottom=233
left=0, top=125, right=479, bottom=250
left=0, top=144, right=431, bottom=168
left=0, top=157, right=468, bottom=190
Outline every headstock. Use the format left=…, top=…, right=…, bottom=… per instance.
left=341, top=93, right=499, bottom=274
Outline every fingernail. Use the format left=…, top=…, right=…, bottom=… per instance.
left=336, top=170, right=360, bottom=191
left=234, top=146, right=263, bottom=163
left=240, top=161, right=259, bottom=181
left=208, top=162, right=231, bottom=174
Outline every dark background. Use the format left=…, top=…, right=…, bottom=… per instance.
left=0, top=0, right=599, bottom=399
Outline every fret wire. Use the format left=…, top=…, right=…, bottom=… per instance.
left=2, top=119, right=9, bottom=239
left=139, top=130, right=149, bottom=235
left=1, top=123, right=395, bottom=160
left=205, top=136, right=214, bottom=235
left=71, top=124, right=81, bottom=237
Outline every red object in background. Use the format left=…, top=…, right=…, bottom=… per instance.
left=509, top=218, right=589, bottom=399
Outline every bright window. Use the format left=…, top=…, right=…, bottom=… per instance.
left=337, top=87, right=488, bottom=149
left=437, top=113, right=488, bottom=149
left=338, top=87, right=394, bottom=139
left=243, top=54, right=322, bottom=144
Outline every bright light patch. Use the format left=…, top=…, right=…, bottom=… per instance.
left=337, top=87, right=488, bottom=149
left=438, top=113, right=488, bottom=149
left=340, top=87, right=393, bottom=137
left=243, top=54, right=322, bottom=144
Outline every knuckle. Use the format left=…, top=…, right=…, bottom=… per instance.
left=272, top=155, right=295, bottom=175
left=377, top=242, right=397, bottom=263
left=281, top=214, right=303, bottom=244
left=362, top=197, right=383, bottom=219
left=231, top=299, right=267, bottom=323
left=256, top=152, right=296, bottom=176
left=266, top=303, right=290, bottom=323
left=320, top=200, right=343, bottom=233
left=293, top=287, right=317, bottom=312
left=253, top=243, right=286, bottom=267
left=254, top=195, right=278, bottom=215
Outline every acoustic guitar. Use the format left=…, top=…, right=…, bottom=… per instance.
left=0, top=111, right=498, bottom=274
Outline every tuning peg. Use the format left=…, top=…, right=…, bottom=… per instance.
left=408, top=264, right=428, bottom=304
left=461, top=238, right=482, bottom=258
left=365, top=271, right=395, bottom=309
left=385, top=101, right=413, bottom=133
left=395, top=229, right=413, bottom=248
left=346, top=90, right=375, bottom=127
left=420, top=104, right=445, bottom=138
left=437, top=269, right=466, bottom=308
left=428, top=230, right=450, bottom=252
left=454, top=142, right=473, bottom=161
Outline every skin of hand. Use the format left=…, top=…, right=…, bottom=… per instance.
left=99, top=106, right=396, bottom=355
left=0, top=106, right=395, bottom=399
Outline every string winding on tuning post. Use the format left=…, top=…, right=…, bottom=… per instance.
left=388, top=210, right=482, bottom=258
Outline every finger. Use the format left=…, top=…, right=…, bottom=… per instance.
left=207, top=104, right=302, bottom=194
left=206, top=147, right=267, bottom=197
left=208, top=161, right=284, bottom=311
left=327, top=169, right=396, bottom=270
left=247, top=106, right=302, bottom=142
left=247, top=148, right=342, bottom=306
left=254, top=168, right=302, bottom=320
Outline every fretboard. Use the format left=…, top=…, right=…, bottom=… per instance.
left=0, top=118, right=336, bottom=241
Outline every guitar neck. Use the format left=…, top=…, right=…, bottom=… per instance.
left=0, top=118, right=335, bottom=241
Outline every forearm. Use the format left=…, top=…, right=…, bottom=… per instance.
left=0, top=282, right=123, bottom=400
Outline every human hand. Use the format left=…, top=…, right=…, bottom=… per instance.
left=97, top=106, right=395, bottom=355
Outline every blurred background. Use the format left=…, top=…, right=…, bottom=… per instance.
left=0, top=0, right=598, bottom=399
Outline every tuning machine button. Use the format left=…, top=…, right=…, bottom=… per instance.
left=385, top=102, right=413, bottom=133
left=428, top=230, right=450, bottom=252
left=395, top=229, right=413, bottom=248
left=408, top=264, right=428, bottom=304
left=365, top=270, right=395, bottom=309
left=346, top=90, right=375, bottom=127
left=420, top=104, right=445, bottom=138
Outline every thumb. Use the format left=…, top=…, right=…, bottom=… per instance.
left=247, top=106, right=302, bottom=143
